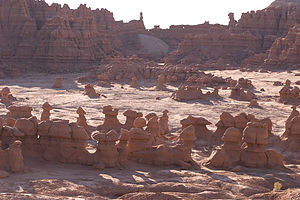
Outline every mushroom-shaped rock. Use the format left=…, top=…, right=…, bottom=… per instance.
left=41, top=102, right=53, bottom=121
left=42, top=102, right=53, bottom=111
left=92, top=130, right=119, bottom=143
left=186, top=115, right=212, bottom=138
left=97, top=105, right=121, bottom=133
left=93, top=130, right=119, bottom=169
left=123, top=110, right=143, bottom=130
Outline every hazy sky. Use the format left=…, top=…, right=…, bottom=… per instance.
left=45, top=0, right=274, bottom=29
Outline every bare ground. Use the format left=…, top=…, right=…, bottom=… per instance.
left=0, top=69, right=299, bottom=199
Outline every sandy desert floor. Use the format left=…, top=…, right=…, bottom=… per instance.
left=0, top=69, right=300, bottom=199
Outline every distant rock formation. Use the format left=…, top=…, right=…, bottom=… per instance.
left=264, top=25, right=300, bottom=67
left=269, top=0, right=300, bottom=8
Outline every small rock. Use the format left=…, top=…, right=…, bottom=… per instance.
left=0, top=170, right=9, bottom=178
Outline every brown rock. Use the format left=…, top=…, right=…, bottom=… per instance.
left=52, top=77, right=63, bottom=88
left=7, top=105, right=33, bottom=119
left=97, top=105, right=121, bottom=133
left=84, top=84, right=100, bottom=98
left=41, top=102, right=53, bottom=121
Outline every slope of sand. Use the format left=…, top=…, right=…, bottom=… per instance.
left=0, top=69, right=300, bottom=199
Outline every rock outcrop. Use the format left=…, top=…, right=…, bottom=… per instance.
left=52, top=77, right=63, bottom=88
left=206, top=122, right=283, bottom=169
left=172, top=85, right=220, bottom=101
left=0, top=0, right=151, bottom=73
left=7, top=105, right=33, bottom=119
left=278, top=85, right=300, bottom=105
left=84, top=84, right=100, bottom=98
left=281, top=106, right=300, bottom=163
left=0, top=87, right=16, bottom=104
left=0, top=140, right=24, bottom=173
left=76, top=107, right=89, bottom=132
left=41, top=102, right=53, bottom=121
left=97, top=106, right=121, bottom=133
left=128, top=123, right=198, bottom=169
left=264, top=25, right=300, bottom=68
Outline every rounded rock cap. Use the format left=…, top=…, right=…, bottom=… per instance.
left=133, top=117, right=147, bottom=128
left=42, top=102, right=53, bottom=111
left=222, top=127, right=241, bottom=142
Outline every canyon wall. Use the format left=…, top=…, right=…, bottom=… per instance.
left=0, top=0, right=147, bottom=73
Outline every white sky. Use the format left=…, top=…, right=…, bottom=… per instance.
left=45, top=0, right=274, bottom=29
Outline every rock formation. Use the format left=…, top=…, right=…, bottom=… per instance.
left=0, top=0, right=151, bottom=73
left=122, top=110, right=143, bottom=130
left=131, top=77, right=138, bottom=87
left=84, top=84, right=100, bottom=98
left=206, top=127, right=242, bottom=169
left=214, top=112, right=273, bottom=142
left=281, top=107, right=300, bottom=163
left=156, top=74, right=166, bottom=90
left=92, top=130, right=120, bottom=170
left=278, top=85, right=300, bottom=105
left=38, top=120, right=90, bottom=164
left=52, top=77, right=63, bottom=88
left=97, top=105, right=121, bottom=133
left=6, top=140, right=24, bottom=173
left=264, top=25, right=300, bottom=68
left=127, top=117, right=152, bottom=155
left=76, top=107, right=89, bottom=132
left=7, top=105, right=33, bottom=119
left=158, top=110, right=169, bottom=135
left=0, top=87, right=16, bottom=104
left=41, top=102, right=53, bottom=121
left=248, top=99, right=261, bottom=108
left=228, top=13, right=237, bottom=30
left=117, top=128, right=130, bottom=166
left=229, top=86, right=255, bottom=101
left=172, top=85, right=220, bottom=101
left=207, top=122, right=283, bottom=169
left=240, top=122, right=283, bottom=168
left=180, top=116, right=212, bottom=139
left=129, top=124, right=198, bottom=168
left=0, top=140, right=24, bottom=173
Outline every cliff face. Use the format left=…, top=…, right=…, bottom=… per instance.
left=269, top=0, right=300, bottom=8
left=164, top=2, right=300, bottom=66
left=1, top=0, right=300, bottom=73
left=165, top=27, right=261, bottom=65
left=264, top=24, right=300, bottom=67
left=0, top=0, right=146, bottom=72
